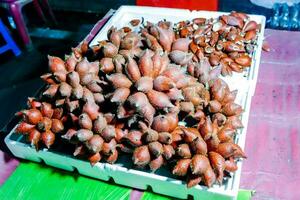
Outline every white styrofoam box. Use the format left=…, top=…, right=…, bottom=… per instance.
left=89, top=6, right=266, bottom=97
left=5, top=6, right=265, bottom=200
left=5, top=85, right=251, bottom=200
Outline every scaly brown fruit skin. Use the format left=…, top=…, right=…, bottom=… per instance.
left=22, top=109, right=43, bottom=125
left=156, top=26, right=174, bottom=52
left=190, top=137, right=208, bottom=155
left=37, top=117, right=52, bottom=132
left=88, top=152, right=102, bottom=166
left=65, top=55, right=77, bottom=72
left=123, top=130, right=143, bottom=147
left=171, top=130, right=182, bottom=143
left=148, top=141, right=163, bottom=158
left=216, top=142, right=247, bottom=159
left=158, top=132, right=172, bottom=144
left=208, top=152, right=225, bottom=184
left=67, top=71, right=80, bottom=88
left=100, top=58, right=114, bottom=73
left=93, top=114, right=107, bottom=134
left=206, top=128, right=220, bottom=152
left=167, top=88, right=184, bottom=101
left=40, top=102, right=53, bottom=118
left=152, top=115, right=170, bottom=133
left=75, top=57, right=89, bottom=76
left=16, top=122, right=35, bottom=134
left=130, top=19, right=140, bottom=26
left=71, top=85, right=83, bottom=100
left=139, top=49, right=154, bottom=77
left=199, top=117, right=213, bottom=141
left=212, top=113, right=227, bottom=126
left=41, top=130, right=55, bottom=149
left=226, top=115, right=244, bottom=129
left=111, top=88, right=130, bottom=104
left=218, top=127, right=235, bottom=143
left=127, top=93, right=155, bottom=125
left=244, top=30, right=256, bottom=41
left=108, top=27, right=121, bottom=48
left=149, top=155, right=164, bottom=171
left=76, top=129, right=93, bottom=142
left=26, top=97, right=41, bottom=109
left=100, top=125, right=116, bottom=142
left=107, top=73, right=132, bottom=89
left=132, top=145, right=151, bottom=167
left=115, top=128, right=127, bottom=143
left=153, top=76, right=175, bottom=92
left=121, top=32, right=139, bottom=50
left=172, top=159, right=191, bottom=176
left=166, top=112, right=178, bottom=132
left=106, top=149, right=118, bottom=164
left=262, top=40, right=271, bottom=52
left=147, top=90, right=173, bottom=109
left=177, top=143, right=192, bottom=158
left=182, top=127, right=199, bottom=143
left=48, top=55, right=66, bottom=73
left=225, top=157, right=238, bottom=172
left=169, top=50, right=193, bottom=65
left=51, top=119, right=64, bottom=133
left=190, top=154, right=210, bottom=175
left=28, top=129, right=41, bottom=150
left=243, top=20, right=257, bottom=32
left=222, top=90, right=238, bottom=105
left=162, top=144, right=175, bottom=160
left=203, top=166, right=216, bottom=187
left=172, top=38, right=191, bottom=52
left=180, top=102, right=195, bottom=114
left=102, top=139, right=117, bottom=155
left=85, top=135, right=104, bottom=154
left=135, top=77, right=153, bottom=93
left=86, top=81, right=102, bottom=93
left=126, top=56, right=142, bottom=83
left=103, top=42, right=118, bottom=58
left=186, top=174, right=202, bottom=188
left=151, top=51, right=162, bottom=77
left=59, top=82, right=72, bottom=98
left=53, top=71, right=66, bottom=83
left=78, top=113, right=93, bottom=130
left=140, top=123, right=159, bottom=143
left=52, top=108, right=63, bottom=120
left=235, top=54, right=251, bottom=67
left=208, top=100, right=222, bottom=113
left=61, top=128, right=77, bottom=141
left=83, top=101, right=100, bottom=121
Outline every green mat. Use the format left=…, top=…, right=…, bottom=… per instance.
left=0, top=162, right=253, bottom=200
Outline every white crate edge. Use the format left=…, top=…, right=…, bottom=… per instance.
left=4, top=6, right=264, bottom=200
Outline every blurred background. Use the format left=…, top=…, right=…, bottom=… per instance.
left=0, top=0, right=299, bottom=130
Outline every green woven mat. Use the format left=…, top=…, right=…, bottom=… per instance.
left=0, top=162, right=253, bottom=200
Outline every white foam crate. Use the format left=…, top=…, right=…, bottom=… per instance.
left=5, top=6, right=265, bottom=200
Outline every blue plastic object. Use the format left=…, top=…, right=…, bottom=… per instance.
left=290, top=3, right=300, bottom=30
left=0, top=19, right=21, bottom=56
left=269, top=3, right=300, bottom=31
left=269, top=3, right=281, bottom=29
left=279, top=3, right=290, bottom=29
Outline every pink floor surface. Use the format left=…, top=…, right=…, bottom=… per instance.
left=240, top=29, right=300, bottom=200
